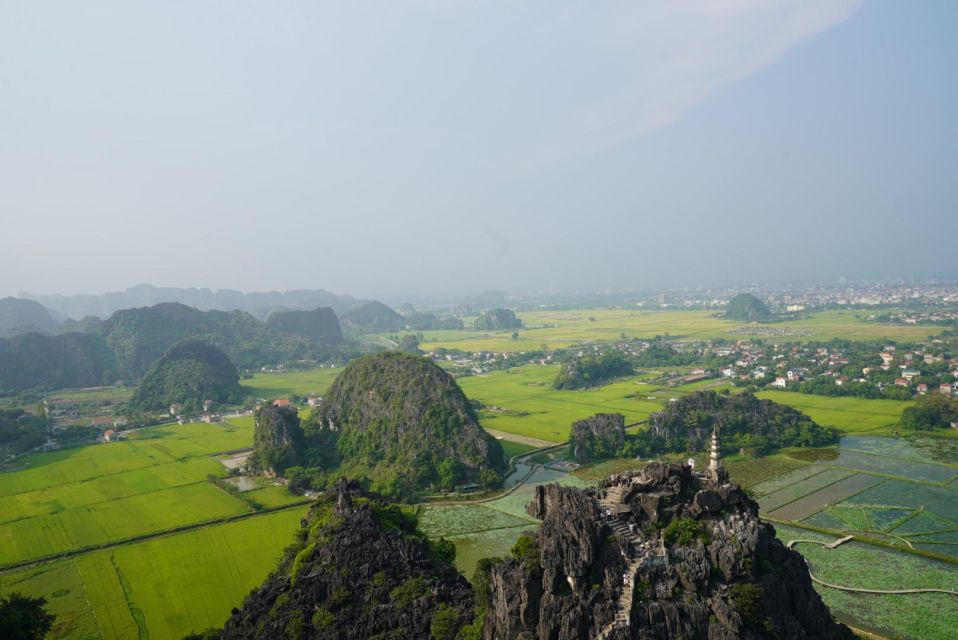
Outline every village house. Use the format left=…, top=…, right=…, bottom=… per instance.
left=771, top=377, right=788, bottom=389
left=917, top=383, right=929, bottom=394
left=895, top=378, right=910, bottom=387
left=941, top=383, right=953, bottom=396
left=169, top=403, right=182, bottom=416
left=307, top=395, right=323, bottom=408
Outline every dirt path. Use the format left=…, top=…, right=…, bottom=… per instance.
left=484, top=428, right=558, bottom=448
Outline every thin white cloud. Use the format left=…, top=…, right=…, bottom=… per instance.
left=515, top=0, right=864, bottom=173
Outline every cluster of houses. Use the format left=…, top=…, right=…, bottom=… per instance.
left=714, top=339, right=958, bottom=398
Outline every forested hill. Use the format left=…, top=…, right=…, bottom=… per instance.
left=255, top=352, right=506, bottom=499
left=724, top=293, right=771, bottom=321
left=0, top=301, right=351, bottom=394
left=0, top=332, right=117, bottom=393
left=22, top=283, right=364, bottom=320
left=0, top=297, right=59, bottom=338
left=100, top=302, right=338, bottom=379
left=127, top=339, right=244, bottom=414
left=266, top=307, right=344, bottom=344
left=338, top=300, right=403, bottom=332
left=648, top=390, right=840, bottom=454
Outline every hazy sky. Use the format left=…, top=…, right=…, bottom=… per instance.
left=2, top=1, right=956, bottom=299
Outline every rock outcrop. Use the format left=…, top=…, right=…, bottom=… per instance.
left=484, top=462, right=853, bottom=640
left=571, top=413, right=626, bottom=462
left=220, top=480, right=474, bottom=640
left=266, top=307, right=344, bottom=345
left=311, top=352, right=505, bottom=498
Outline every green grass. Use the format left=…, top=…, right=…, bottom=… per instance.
left=0, top=418, right=263, bottom=567
left=755, top=391, right=913, bottom=432
left=459, top=365, right=664, bottom=443
left=0, top=508, right=307, bottom=640
left=0, top=482, right=250, bottom=566
left=499, top=440, right=537, bottom=459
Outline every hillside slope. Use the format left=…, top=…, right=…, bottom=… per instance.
left=0, top=332, right=116, bottom=393
left=128, top=339, right=244, bottom=413
left=266, top=307, right=344, bottom=344
left=0, top=297, right=58, bottom=338
left=220, top=480, right=474, bottom=639
left=310, top=352, right=505, bottom=498
left=100, top=302, right=331, bottom=379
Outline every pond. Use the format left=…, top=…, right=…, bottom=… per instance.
left=788, top=436, right=958, bottom=483
left=224, top=476, right=261, bottom=492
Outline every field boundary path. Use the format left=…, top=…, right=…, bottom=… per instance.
left=484, top=428, right=557, bottom=448
left=787, top=538, right=958, bottom=596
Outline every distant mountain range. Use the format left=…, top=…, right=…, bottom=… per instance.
left=0, top=297, right=59, bottom=338
left=0, top=301, right=351, bottom=394
left=18, top=284, right=366, bottom=321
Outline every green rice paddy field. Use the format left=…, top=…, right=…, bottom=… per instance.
left=240, top=366, right=341, bottom=400
left=0, top=420, right=268, bottom=568
left=0, top=414, right=309, bottom=640
left=0, top=509, right=306, bottom=640
left=457, top=364, right=917, bottom=444
left=411, top=309, right=940, bottom=353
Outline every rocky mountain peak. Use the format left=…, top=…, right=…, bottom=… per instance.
left=486, top=462, right=853, bottom=640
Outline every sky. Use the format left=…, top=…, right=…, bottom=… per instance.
left=1, top=1, right=956, bottom=300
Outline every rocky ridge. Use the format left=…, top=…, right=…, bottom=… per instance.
left=220, top=480, right=474, bottom=640
left=484, top=462, right=853, bottom=640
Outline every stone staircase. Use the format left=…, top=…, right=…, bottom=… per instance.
left=594, top=479, right=654, bottom=640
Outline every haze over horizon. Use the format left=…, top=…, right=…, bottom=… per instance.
left=2, top=1, right=956, bottom=300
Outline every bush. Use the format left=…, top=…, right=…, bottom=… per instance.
left=662, top=518, right=705, bottom=546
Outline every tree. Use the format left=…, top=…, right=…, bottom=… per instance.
left=437, top=457, right=461, bottom=491
left=511, top=332, right=519, bottom=341
left=0, top=593, right=55, bottom=640
left=398, top=334, right=421, bottom=354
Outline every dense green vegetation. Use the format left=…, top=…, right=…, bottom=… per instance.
left=900, top=393, right=958, bottom=430
left=645, top=390, right=840, bottom=456
left=265, top=307, right=344, bottom=344
left=569, top=413, right=625, bottom=461
left=0, top=592, right=55, bottom=640
left=127, top=340, right=245, bottom=414
left=553, top=349, right=633, bottom=389
left=473, top=308, right=522, bottom=331
left=632, top=340, right=700, bottom=367
left=0, top=332, right=117, bottom=393
left=249, top=405, right=309, bottom=474
left=724, top=293, right=771, bottom=321
left=0, top=297, right=58, bottom=338
left=102, top=302, right=338, bottom=380
left=0, top=407, right=49, bottom=458
left=285, top=353, right=506, bottom=499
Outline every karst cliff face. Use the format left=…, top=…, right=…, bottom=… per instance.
left=484, top=462, right=853, bottom=640
left=211, top=465, right=851, bottom=640
left=220, top=480, right=474, bottom=640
